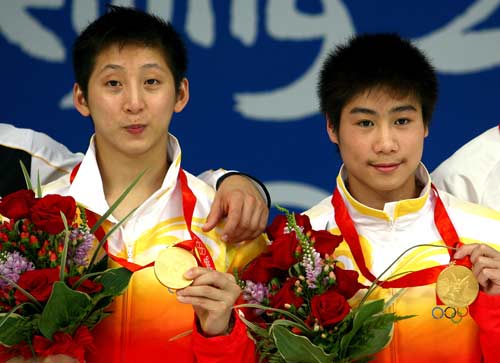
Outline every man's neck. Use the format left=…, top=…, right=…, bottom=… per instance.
left=96, top=145, right=170, bottom=220
left=345, top=178, right=423, bottom=211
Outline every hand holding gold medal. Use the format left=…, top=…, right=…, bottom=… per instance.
left=154, top=246, right=199, bottom=290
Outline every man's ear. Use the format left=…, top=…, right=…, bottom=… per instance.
left=325, top=115, right=339, bottom=145
left=174, top=78, right=190, bottom=113
left=73, top=83, right=90, bottom=117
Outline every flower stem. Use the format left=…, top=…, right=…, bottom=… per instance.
left=359, top=243, right=457, bottom=306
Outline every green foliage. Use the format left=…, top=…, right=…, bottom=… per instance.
left=39, top=282, right=93, bottom=338
left=239, top=298, right=409, bottom=363
left=237, top=206, right=415, bottom=363
left=0, top=313, right=30, bottom=346
left=272, top=325, right=339, bottom=363
left=0, top=162, right=140, bottom=354
left=93, top=267, right=133, bottom=298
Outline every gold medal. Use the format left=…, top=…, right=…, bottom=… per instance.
left=436, top=264, right=479, bottom=308
left=154, top=246, right=198, bottom=290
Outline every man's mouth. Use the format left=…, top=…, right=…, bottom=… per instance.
left=125, top=124, right=146, bottom=134
left=371, top=162, right=401, bottom=173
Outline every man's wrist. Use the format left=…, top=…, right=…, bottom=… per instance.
left=216, top=171, right=271, bottom=208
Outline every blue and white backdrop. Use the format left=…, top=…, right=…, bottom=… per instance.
left=1, top=1, right=500, bottom=214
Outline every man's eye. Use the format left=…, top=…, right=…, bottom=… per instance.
left=395, top=118, right=410, bottom=125
left=358, top=120, right=373, bottom=127
left=145, top=79, right=159, bottom=85
left=106, top=80, right=120, bottom=87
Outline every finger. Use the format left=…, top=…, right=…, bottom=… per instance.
left=475, top=267, right=500, bottom=289
left=203, top=194, right=224, bottom=232
left=453, top=243, right=479, bottom=259
left=221, top=196, right=244, bottom=242
left=226, top=197, right=256, bottom=242
left=469, top=244, right=499, bottom=265
left=177, top=293, right=234, bottom=313
left=482, top=268, right=500, bottom=286
left=246, top=202, right=266, bottom=241
left=472, top=255, right=500, bottom=279
left=189, top=270, right=237, bottom=289
left=177, top=282, right=240, bottom=305
left=258, top=207, right=269, bottom=235
left=183, top=266, right=212, bottom=280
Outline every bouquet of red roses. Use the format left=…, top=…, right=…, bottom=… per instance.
left=237, top=207, right=410, bottom=363
left=0, top=187, right=132, bottom=362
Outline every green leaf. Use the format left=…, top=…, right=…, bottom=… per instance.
left=238, top=312, right=269, bottom=338
left=93, top=267, right=133, bottom=300
left=89, top=170, right=145, bottom=235
left=347, top=314, right=396, bottom=360
left=39, top=281, right=93, bottom=339
left=19, top=160, right=33, bottom=192
left=59, top=212, right=70, bottom=282
left=339, top=299, right=384, bottom=356
left=352, top=300, right=384, bottom=330
left=236, top=303, right=311, bottom=332
left=36, top=170, right=42, bottom=198
left=271, top=319, right=313, bottom=335
left=384, top=288, right=406, bottom=310
left=89, top=256, right=109, bottom=274
left=0, top=313, right=30, bottom=346
left=271, top=325, right=337, bottom=363
left=86, top=206, right=138, bottom=272
left=82, top=308, right=110, bottom=330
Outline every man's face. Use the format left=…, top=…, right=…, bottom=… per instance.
left=73, top=44, right=188, bottom=160
left=327, top=88, right=428, bottom=208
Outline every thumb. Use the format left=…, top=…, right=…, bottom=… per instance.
left=203, top=195, right=224, bottom=232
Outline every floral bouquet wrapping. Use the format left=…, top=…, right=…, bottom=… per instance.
left=0, top=184, right=133, bottom=362
left=237, top=207, right=410, bottom=363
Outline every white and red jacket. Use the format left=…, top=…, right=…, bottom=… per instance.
left=305, top=164, right=500, bottom=363
left=43, top=134, right=266, bottom=363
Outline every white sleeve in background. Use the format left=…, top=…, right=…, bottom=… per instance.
left=197, top=168, right=269, bottom=206
left=197, top=168, right=229, bottom=189
left=431, top=125, right=500, bottom=211
left=0, top=123, right=83, bottom=186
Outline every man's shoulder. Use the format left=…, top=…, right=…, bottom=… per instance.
left=439, top=189, right=500, bottom=232
left=303, top=195, right=334, bottom=229
left=182, top=169, right=216, bottom=199
left=41, top=173, right=72, bottom=196
left=432, top=126, right=500, bottom=176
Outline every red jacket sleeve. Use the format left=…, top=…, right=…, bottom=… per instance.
left=470, top=291, right=500, bottom=363
left=191, top=313, right=256, bottom=363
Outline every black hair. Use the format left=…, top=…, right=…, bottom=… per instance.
left=72, top=5, right=187, bottom=99
left=318, top=33, right=438, bottom=132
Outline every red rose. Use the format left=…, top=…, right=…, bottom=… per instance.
left=269, top=277, right=304, bottom=310
left=332, top=266, right=366, bottom=299
left=267, top=232, right=299, bottom=270
left=241, top=233, right=299, bottom=283
left=241, top=256, right=281, bottom=283
left=311, top=289, right=350, bottom=327
left=310, top=230, right=343, bottom=257
left=266, top=213, right=312, bottom=241
left=0, top=189, right=36, bottom=220
left=266, top=215, right=288, bottom=240
left=68, top=276, right=103, bottom=294
left=15, top=268, right=60, bottom=303
left=31, top=194, right=77, bottom=234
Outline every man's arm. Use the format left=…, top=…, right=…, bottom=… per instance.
left=455, top=243, right=500, bottom=363
left=177, top=267, right=257, bottom=363
left=0, top=124, right=83, bottom=197
left=199, top=169, right=270, bottom=243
